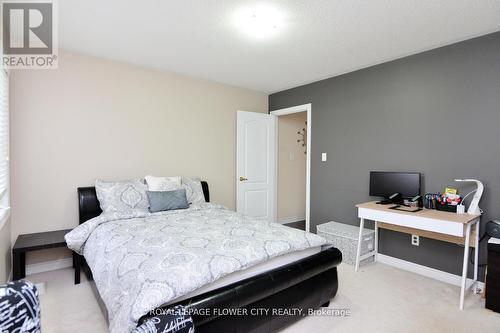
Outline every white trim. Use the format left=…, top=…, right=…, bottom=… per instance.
left=25, top=258, right=73, bottom=276
left=0, top=208, right=11, bottom=282
left=377, top=253, right=484, bottom=291
left=0, top=207, right=10, bottom=230
left=0, top=69, right=9, bottom=229
left=270, top=103, right=312, bottom=232
left=270, top=104, right=311, bottom=116
left=277, top=216, right=306, bottom=225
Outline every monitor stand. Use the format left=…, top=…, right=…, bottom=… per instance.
left=376, top=193, right=402, bottom=205
left=376, top=199, right=393, bottom=205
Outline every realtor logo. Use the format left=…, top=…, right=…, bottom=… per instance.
left=1, top=0, right=58, bottom=69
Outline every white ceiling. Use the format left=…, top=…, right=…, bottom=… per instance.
left=59, top=0, right=500, bottom=93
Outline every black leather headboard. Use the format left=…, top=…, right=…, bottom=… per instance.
left=77, top=181, right=210, bottom=224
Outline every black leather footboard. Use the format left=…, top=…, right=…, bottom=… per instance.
left=141, top=247, right=342, bottom=333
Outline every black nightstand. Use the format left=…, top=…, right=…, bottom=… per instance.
left=12, top=229, right=81, bottom=284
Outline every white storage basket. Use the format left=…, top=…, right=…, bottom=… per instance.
left=317, top=221, right=375, bottom=266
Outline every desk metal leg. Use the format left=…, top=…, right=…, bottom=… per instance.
left=355, top=218, right=365, bottom=271
left=473, top=220, right=479, bottom=293
left=374, top=221, right=379, bottom=262
left=460, top=223, right=471, bottom=310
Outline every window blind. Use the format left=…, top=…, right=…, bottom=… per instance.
left=0, top=69, right=9, bottom=205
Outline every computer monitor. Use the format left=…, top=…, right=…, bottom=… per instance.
left=369, top=171, right=421, bottom=199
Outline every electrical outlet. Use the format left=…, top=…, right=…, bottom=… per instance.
left=411, top=234, right=419, bottom=246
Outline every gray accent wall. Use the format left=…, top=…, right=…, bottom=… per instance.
left=269, top=31, right=500, bottom=280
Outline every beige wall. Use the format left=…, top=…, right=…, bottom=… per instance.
left=277, top=112, right=306, bottom=221
left=0, top=219, right=11, bottom=282
left=10, top=50, right=267, bottom=264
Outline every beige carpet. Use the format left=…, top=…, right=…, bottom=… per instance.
left=25, top=263, right=500, bottom=333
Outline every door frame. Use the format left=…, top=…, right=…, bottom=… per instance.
left=270, top=103, right=312, bottom=232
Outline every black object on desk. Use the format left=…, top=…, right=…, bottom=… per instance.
left=388, top=205, right=423, bottom=213
left=12, top=229, right=80, bottom=284
left=376, top=192, right=402, bottom=205
left=486, top=239, right=500, bottom=313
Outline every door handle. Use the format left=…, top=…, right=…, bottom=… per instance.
left=239, top=176, right=248, bottom=181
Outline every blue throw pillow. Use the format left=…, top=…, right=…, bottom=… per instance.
left=147, top=189, right=189, bottom=213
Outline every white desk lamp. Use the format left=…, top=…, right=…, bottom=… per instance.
left=454, top=179, right=484, bottom=215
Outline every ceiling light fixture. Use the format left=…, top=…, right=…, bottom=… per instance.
left=233, top=4, right=284, bottom=39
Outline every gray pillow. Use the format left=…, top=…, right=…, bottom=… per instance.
left=147, top=189, right=189, bottom=213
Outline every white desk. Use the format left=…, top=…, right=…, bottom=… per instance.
left=355, top=201, right=481, bottom=310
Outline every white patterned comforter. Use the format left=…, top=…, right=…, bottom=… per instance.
left=65, top=203, right=327, bottom=333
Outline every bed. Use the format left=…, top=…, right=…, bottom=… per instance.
left=69, top=182, right=342, bottom=333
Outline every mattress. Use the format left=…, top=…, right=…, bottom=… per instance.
left=167, top=245, right=327, bottom=304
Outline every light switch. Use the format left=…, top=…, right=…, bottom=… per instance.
left=289, top=152, right=295, bottom=161
left=321, top=153, right=327, bottom=162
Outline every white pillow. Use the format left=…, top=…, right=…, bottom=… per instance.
left=145, top=175, right=182, bottom=191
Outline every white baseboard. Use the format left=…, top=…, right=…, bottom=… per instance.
left=377, top=254, right=485, bottom=291
left=26, top=257, right=73, bottom=276
left=278, top=216, right=306, bottom=224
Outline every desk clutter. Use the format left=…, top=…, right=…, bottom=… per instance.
left=425, top=188, right=463, bottom=213
left=369, top=171, right=483, bottom=216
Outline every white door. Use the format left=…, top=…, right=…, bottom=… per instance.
left=236, top=111, right=276, bottom=222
